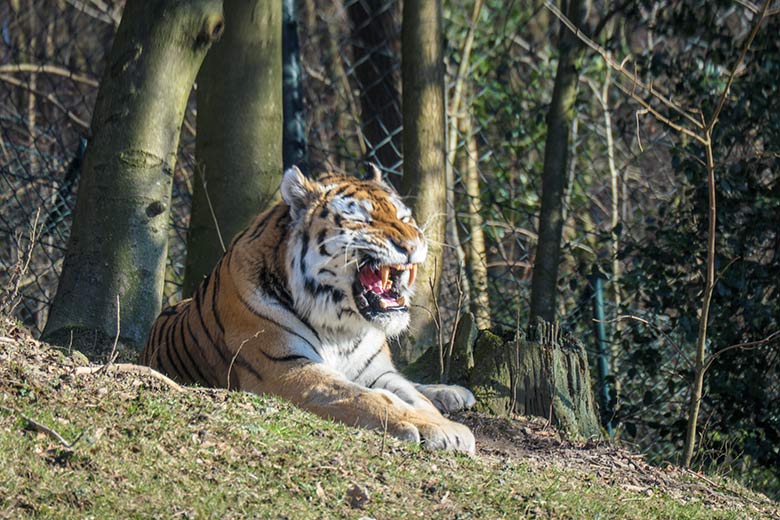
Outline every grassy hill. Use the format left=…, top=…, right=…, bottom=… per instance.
left=1, top=317, right=777, bottom=519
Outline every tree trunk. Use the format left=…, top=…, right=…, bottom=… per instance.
left=347, top=0, right=403, bottom=179
left=399, top=0, right=446, bottom=363
left=282, top=0, right=307, bottom=172
left=529, top=0, right=587, bottom=324
left=460, top=113, right=491, bottom=330
left=182, top=0, right=283, bottom=297
left=42, top=0, right=224, bottom=353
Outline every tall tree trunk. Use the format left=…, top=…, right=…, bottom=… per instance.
left=282, top=0, right=307, bottom=172
left=399, top=0, right=446, bottom=363
left=529, top=0, right=587, bottom=324
left=182, top=0, right=283, bottom=297
left=43, top=0, right=224, bottom=352
left=347, top=0, right=403, bottom=179
left=460, top=113, right=491, bottom=330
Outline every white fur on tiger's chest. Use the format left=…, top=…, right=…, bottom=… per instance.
left=319, top=327, right=387, bottom=380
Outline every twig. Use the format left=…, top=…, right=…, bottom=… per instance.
left=702, top=330, right=780, bottom=375
left=73, top=363, right=184, bottom=392
left=226, top=331, right=262, bottom=391
left=543, top=0, right=705, bottom=135
left=107, top=294, right=120, bottom=364
left=0, top=74, right=90, bottom=130
left=199, top=166, right=226, bottom=253
left=380, top=406, right=389, bottom=457
left=706, top=0, right=772, bottom=133
left=683, top=0, right=772, bottom=469
left=0, top=63, right=99, bottom=87
left=0, top=404, right=83, bottom=449
left=63, top=0, right=120, bottom=26
left=2, top=209, right=42, bottom=316
left=599, top=314, right=692, bottom=368
left=443, top=270, right=465, bottom=384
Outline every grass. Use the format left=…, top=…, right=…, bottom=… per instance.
left=1, top=320, right=777, bottom=519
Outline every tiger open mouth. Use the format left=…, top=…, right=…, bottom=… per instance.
left=353, top=260, right=418, bottom=319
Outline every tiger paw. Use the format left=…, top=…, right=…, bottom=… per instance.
left=415, top=383, right=476, bottom=414
left=414, top=418, right=476, bottom=454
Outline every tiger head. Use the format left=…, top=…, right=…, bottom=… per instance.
left=281, top=166, right=427, bottom=339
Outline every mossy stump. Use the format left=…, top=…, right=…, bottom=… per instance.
left=470, top=321, right=600, bottom=440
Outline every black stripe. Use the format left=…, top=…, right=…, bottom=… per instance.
left=299, top=231, right=309, bottom=275
left=337, top=308, right=357, bottom=319
left=342, top=337, right=362, bottom=357
left=317, top=229, right=329, bottom=256
left=169, top=316, right=198, bottom=384
left=232, top=354, right=263, bottom=383
left=355, top=345, right=383, bottom=381
left=318, top=268, right=336, bottom=277
left=248, top=208, right=276, bottom=241
left=329, top=183, right=351, bottom=198
left=177, top=312, right=209, bottom=385
left=193, top=276, right=229, bottom=367
left=193, top=281, right=215, bottom=346
left=210, top=261, right=225, bottom=336
left=234, top=290, right=321, bottom=356
left=341, top=186, right=358, bottom=198
left=331, top=289, right=345, bottom=303
left=160, top=312, right=183, bottom=378
left=184, top=318, right=216, bottom=386
left=261, top=352, right=310, bottom=363
left=367, top=370, right=396, bottom=388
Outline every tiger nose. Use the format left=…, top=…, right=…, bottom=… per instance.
left=391, top=239, right=425, bottom=263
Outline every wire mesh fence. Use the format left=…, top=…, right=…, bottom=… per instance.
left=0, top=0, right=701, bottom=467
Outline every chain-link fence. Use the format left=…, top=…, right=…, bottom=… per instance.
left=0, top=0, right=701, bottom=468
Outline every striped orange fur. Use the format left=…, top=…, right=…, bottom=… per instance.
left=141, top=166, right=475, bottom=453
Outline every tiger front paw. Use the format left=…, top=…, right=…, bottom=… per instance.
left=415, top=383, right=477, bottom=414
left=415, top=418, right=476, bottom=454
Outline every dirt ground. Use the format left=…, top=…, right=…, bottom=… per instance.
left=455, top=410, right=779, bottom=518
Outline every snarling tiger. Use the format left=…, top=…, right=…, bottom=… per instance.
left=141, top=166, right=476, bottom=453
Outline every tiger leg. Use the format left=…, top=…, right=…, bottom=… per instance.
left=268, top=362, right=475, bottom=454
left=353, top=347, right=476, bottom=415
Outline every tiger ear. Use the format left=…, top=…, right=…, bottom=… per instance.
left=281, top=166, right=316, bottom=217
left=363, top=163, right=383, bottom=183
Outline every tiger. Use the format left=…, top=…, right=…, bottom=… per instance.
left=141, top=165, right=476, bottom=453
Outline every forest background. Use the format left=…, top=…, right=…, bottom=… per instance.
left=1, top=0, right=778, bottom=500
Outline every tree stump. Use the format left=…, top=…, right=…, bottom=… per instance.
left=470, top=320, right=600, bottom=440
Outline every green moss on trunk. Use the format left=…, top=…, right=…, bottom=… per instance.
left=43, top=0, right=224, bottom=352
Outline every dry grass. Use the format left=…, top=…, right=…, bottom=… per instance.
left=0, top=316, right=777, bottom=519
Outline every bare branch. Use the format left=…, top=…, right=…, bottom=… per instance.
left=544, top=0, right=706, bottom=133
left=0, top=63, right=99, bottom=87
left=74, top=364, right=184, bottom=392
left=702, top=330, right=780, bottom=375
left=0, top=74, right=90, bottom=130
left=0, top=404, right=83, bottom=449
left=707, top=0, right=772, bottom=132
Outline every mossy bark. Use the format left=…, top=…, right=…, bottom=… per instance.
left=183, top=0, right=283, bottom=297
left=470, top=322, right=600, bottom=440
left=404, top=311, right=476, bottom=385
left=42, top=0, right=224, bottom=352
left=398, top=0, right=447, bottom=364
